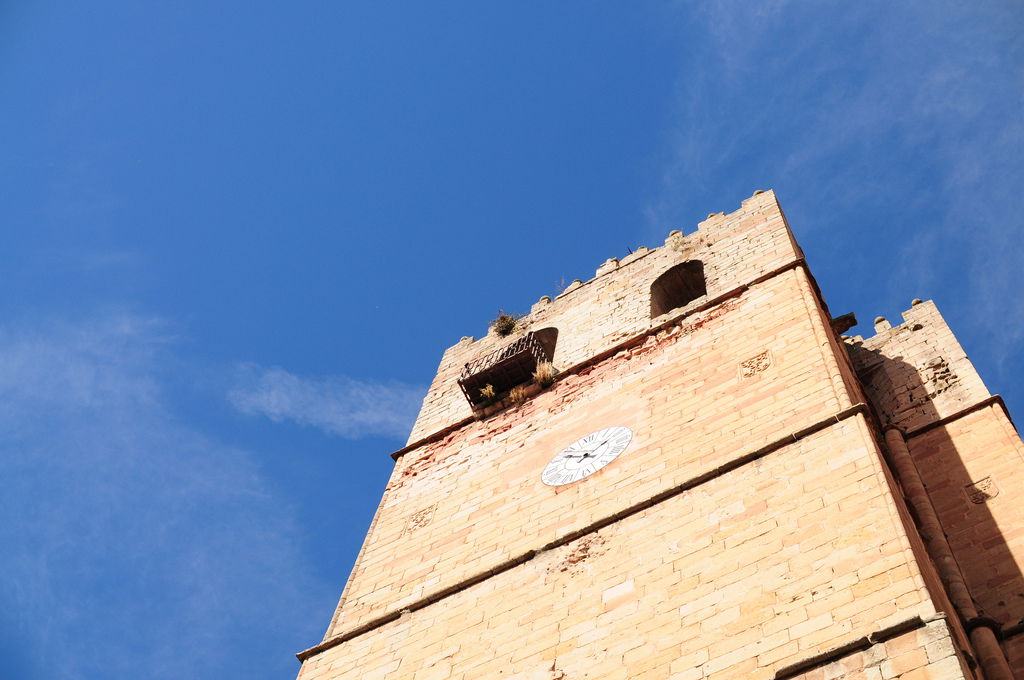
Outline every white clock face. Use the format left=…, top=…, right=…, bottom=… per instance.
left=541, top=426, right=633, bottom=487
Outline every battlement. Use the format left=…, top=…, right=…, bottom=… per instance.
left=843, top=298, right=936, bottom=343
left=406, top=189, right=805, bottom=443
left=844, top=300, right=990, bottom=433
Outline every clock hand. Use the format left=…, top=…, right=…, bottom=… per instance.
left=572, top=439, right=616, bottom=456
left=565, top=438, right=618, bottom=459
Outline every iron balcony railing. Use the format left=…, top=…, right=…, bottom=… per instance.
left=458, top=331, right=553, bottom=407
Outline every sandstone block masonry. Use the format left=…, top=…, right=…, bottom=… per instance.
left=300, top=418, right=949, bottom=680
left=848, top=304, right=1024, bottom=676
left=297, top=191, right=1021, bottom=679
left=329, top=267, right=855, bottom=635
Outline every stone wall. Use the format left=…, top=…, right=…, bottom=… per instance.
left=300, top=416, right=956, bottom=680
left=328, top=267, right=856, bottom=636
left=784, top=617, right=971, bottom=680
left=907, top=404, right=1024, bottom=675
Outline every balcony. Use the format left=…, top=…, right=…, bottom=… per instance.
left=458, top=328, right=557, bottom=408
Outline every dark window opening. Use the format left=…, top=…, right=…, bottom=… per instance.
left=650, top=261, right=706, bottom=318
left=458, top=328, right=558, bottom=407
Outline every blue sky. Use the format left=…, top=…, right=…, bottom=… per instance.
left=1, top=2, right=1021, bottom=678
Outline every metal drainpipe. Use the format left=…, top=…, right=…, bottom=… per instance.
left=883, top=428, right=1014, bottom=680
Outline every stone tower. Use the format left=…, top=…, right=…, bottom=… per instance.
left=295, top=191, right=1024, bottom=679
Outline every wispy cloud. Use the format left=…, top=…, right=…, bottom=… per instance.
left=229, top=364, right=425, bottom=440
left=0, top=315, right=324, bottom=679
left=649, top=0, right=1024, bottom=373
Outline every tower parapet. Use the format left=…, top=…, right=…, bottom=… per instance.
left=408, top=190, right=803, bottom=443
left=845, top=300, right=990, bottom=434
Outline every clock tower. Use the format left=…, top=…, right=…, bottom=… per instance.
left=296, top=191, right=1024, bottom=679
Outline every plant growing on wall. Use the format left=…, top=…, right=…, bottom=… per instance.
left=478, top=384, right=498, bottom=406
left=508, top=385, right=529, bottom=405
left=533, top=362, right=556, bottom=388
left=490, top=311, right=522, bottom=336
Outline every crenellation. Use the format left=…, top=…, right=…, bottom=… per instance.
left=595, top=257, right=620, bottom=277
left=619, top=245, right=649, bottom=266
left=407, top=189, right=801, bottom=444
left=529, top=295, right=551, bottom=315
left=845, top=300, right=989, bottom=433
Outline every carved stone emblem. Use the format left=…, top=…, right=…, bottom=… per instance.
left=924, top=356, right=961, bottom=398
left=964, top=477, right=998, bottom=504
left=739, top=350, right=772, bottom=378
left=404, top=504, right=437, bottom=534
